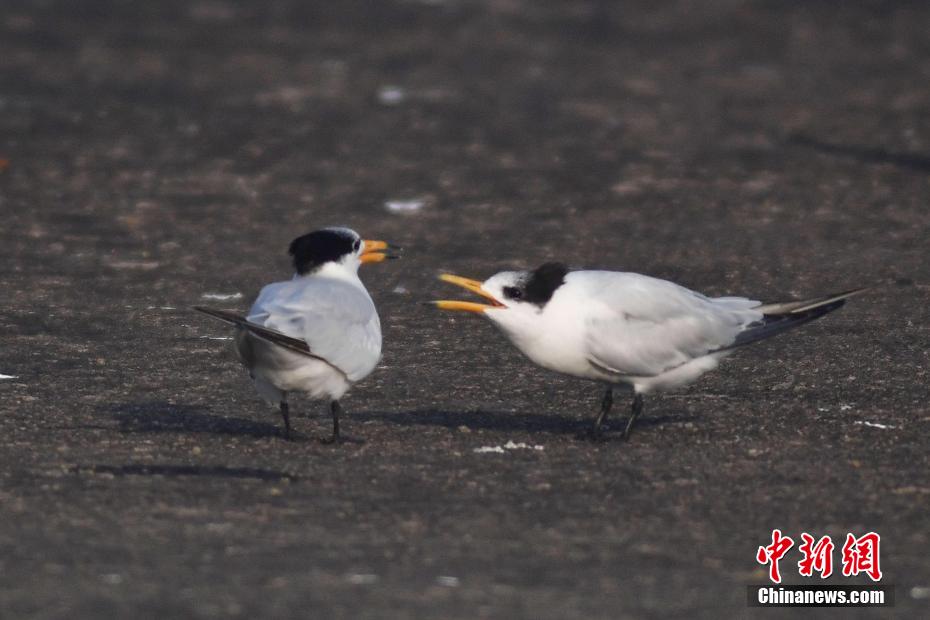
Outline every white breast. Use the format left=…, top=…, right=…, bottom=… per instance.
left=487, top=270, right=762, bottom=392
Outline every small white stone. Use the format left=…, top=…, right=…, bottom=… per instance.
left=346, top=573, right=379, bottom=585
left=377, top=85, right=406, bottom=105
left=474, top=446, right=505, bottom=454
left=503, top=441, right=543, bottom=451
left=854, top=420, right=896, bottom=430
left=384, top=199, right=424, bottom=214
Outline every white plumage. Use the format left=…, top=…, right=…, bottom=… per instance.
left=435, top=262, right=865, bottom=440
left=240, top=262, right=382, bottom=404
left=486, top=270, right=760, bottom=392
left=196, top=227, right=396, bottom=442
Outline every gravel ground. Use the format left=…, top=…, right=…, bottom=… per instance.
left=1, top=1, right=928, bottom=618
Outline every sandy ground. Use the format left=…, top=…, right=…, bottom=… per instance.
left=1, top=1, right=928, bottom=618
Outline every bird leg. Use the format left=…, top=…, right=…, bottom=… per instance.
left=622, top=394, right=644, bottom=440
left=321, top=400, right=342, bottom=444
left=577, top=387, right=613, bottom=441
left=279, top=399, right=292, bottom=440
left=591, top=387, right=613, bottom=436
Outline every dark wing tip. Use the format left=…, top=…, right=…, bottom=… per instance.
left=192, top=306, right=246, bottom=324
left=195, top=306, right=331, bottom=365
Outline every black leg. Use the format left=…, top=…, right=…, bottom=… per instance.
left=279, top=400, right=292, bottom=440
left=591, top=387, right=613, bottom=436
left=321, top=400, right=342, bottom=444
left=331, top=400, right=341, bottom=441
left=576, top=387, right=613, bottom=441
left=622, top=394, right=644, bottom=440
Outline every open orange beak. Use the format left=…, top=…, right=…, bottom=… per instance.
left=360, top=239, right=401, bottom=264
left=433, top=274, right=505, bottom=313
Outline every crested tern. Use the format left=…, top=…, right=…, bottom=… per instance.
left=196, top=227, right=398, bottom=442
left=434, top=262, right=867, bottom=440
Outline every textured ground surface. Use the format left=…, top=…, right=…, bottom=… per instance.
left=1, top=1, right=928, bottom=618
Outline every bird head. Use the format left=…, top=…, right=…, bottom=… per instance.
left=432, top=262, right=569, bottom=326
left=289, top=227, right=399, bottom=276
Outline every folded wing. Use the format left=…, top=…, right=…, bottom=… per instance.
left=192, top=306, right=321, bottom=359
left=247, top=278, right=382, bottom=382
left=581, top=273, right=761, bottom=378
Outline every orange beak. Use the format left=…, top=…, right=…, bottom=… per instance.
left=360, top=239, right=400, bottom=264
left=432, top=274, right=505, bottom=313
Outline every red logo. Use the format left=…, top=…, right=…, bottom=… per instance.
left=841, top=532, right=882, bottom=582
left=758, top=530, right=882, bottom=583
left=756, top=529, right=794, bottom=584
left=798, top=533, right=834, bottom=578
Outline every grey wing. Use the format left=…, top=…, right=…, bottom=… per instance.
left=248, top=279, right=382, bottom=382
left=193, top=306, right=320, bottom=359
left=582, top=273, right=761, bottom=377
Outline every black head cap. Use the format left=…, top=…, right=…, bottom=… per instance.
left=288, top=227, right=360, bottom=275
left=502, top=262, right=569, bottom=307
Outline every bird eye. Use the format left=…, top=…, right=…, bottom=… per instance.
left=353, top=239, right=361, bottom=252
left=503, top=286, right=523, bottom=300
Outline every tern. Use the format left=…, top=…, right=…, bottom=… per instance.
left=195, top=227, right=398, bottom=442
left=433, top=262, right=866, bottom=440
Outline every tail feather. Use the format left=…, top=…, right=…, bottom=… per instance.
left=192, top=306, right=321, bottom=360
left=754, top=287, right=871, bottom=314
left=728, top=287, right=870, bottom=349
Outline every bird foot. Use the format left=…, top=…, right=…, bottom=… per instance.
left=621, top=418, right=640, bottom=441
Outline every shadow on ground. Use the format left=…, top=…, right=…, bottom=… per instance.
left=69, top=463, right=298, bottom=482
left=354, top=407, right=699, bottom=436
left=99, top=401, right=698, bottom=440
left=102, top=402, right=283, bottom=438
left=786, top=133, right=930, bottom=172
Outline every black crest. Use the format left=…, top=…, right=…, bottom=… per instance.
left=502, top=262, right=568, bottom=306
left=288, top=228, right=358, bottom=275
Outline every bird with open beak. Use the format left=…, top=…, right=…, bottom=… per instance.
left=433, top=262, right=866, bottom=441
left=196, top=227, right=399, bottom=442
